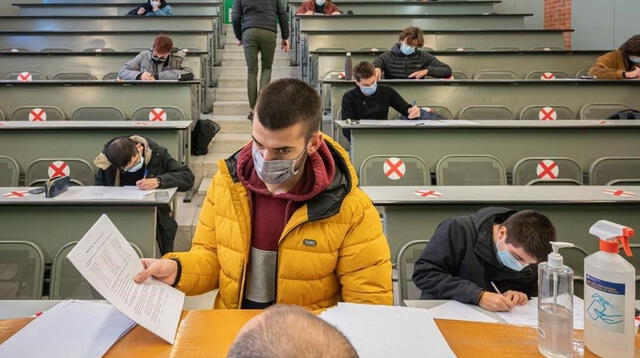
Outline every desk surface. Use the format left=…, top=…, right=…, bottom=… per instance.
left=336, top=119, right=640, bottom=129
left=0, top=187, right=177, bottom=206
left=311, top=49, right=605, bottom=55
left=323, top=78, right=639, bottom=86
left=290, top=0, right=500, bottom=4
left=304, top=29, right=572, bottom=34
left=362, top=186, right=640, bottom=205
left=0, top=307, right=637, bottom=357
left=14, top=2, right=220, bottom=6
left=0, top=120, right=193, bottom=130
left=0, top=51, right=207, bottom=56
left=0, top=80, right=201, bottom=86
left=296, top=13, right=532, bottom=18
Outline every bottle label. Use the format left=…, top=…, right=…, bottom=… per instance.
left=585, top=274, right=625, bottom=333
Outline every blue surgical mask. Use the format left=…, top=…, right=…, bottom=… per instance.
left=359, top=82, right=377, bottom=96
left=315, top=0, right=325, bottom=6
left=629, top=57, right=640, bottom=64
left=400, top=43, right=415, bottom=56
left=252, top=143, right=307, bottom=185
left=496, top=239, right=527, bottom=271
left=125, top=154, right=144, bottom=173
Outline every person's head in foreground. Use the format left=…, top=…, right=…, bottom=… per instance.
left=493, top=210, right=556, bottom=271
left=227, top=305, right=359, bottom=358
left=353, top=61, right=377, bottom=96
left=251, top=78, right=323, bottom=193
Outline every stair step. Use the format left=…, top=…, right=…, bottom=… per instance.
left=221, top=58, right=291, bottom=67
left=218, top=66, right=296, bottom=78
left=214, top=88, right=248, bottom=101
left=202, top=151, right=235, bottom=177
left=213, top=100, right=251, bottom=116
left=209, top=114, right=253, bottom=133
left=209, top=132, right=250, bottom=156
left=199, top=177, right=212, bottom=195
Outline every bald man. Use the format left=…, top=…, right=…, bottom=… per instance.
left=227, top=305, right=358, bottom=358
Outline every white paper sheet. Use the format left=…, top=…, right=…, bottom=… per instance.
left=495, top=296, right=584, bottom=330
left=0, top=300, right=135, bottom=358
left=67, top=214, right=185, bottom=344
left=320, top=303, right=456, bottom=358
left=58, top=186, right=157, bottom=200
left=428, top=300, right=499, bottom=323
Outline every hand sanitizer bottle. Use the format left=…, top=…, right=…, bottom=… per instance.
left=584, top=220, right=635, bottom=358
left=538, top=241, right=575, bottom=358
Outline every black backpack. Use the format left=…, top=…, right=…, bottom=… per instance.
left=191, top=119, right=220, bottom=155
left=607, top=110, right=640, bottom=120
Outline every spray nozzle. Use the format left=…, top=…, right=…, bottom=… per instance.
left=589, top=220, right=635, bottom=257
left=548, top=242, right=574, bottom=268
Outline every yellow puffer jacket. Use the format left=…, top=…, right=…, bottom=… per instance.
left=164, top=134, right=393, bottom=309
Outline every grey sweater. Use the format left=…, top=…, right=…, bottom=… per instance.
left=118, top=49, right=193, bottom=80
left=231, top=0, right=289, bottom=41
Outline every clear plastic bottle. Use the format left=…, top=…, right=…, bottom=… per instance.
left=584, top=220, right=635, bottom=358
left=538, top=242, right=575, bottom=358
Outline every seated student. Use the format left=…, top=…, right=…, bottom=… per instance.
left=372, top=26, right=452, bottom=80
left=94, top=135, right=194, bottom=254
left=589, top=34, right=640, bottom=79
left=342, top=61, right=421, bottom=122
left=413, top=207, right=556, bottom=312
left=296, top=0, right=342, bottom=15
left=118, top=35, right=193, bottom=81
left=133, top=78, right=392, bottom=310
left=227, top=304, right=358, bottom=358
left=128, top=0, right=173, bottom=16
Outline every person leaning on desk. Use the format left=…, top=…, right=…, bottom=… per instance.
left=132, top=78, right=393, bottom=310
left=412, top=207, right=557, bottom=312
left=117, top=35, right=193, bottom=81
left=94, top=135, right=195, bottom=254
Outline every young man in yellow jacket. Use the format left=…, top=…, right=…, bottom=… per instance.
left=134, top=78, right=393, bottom=309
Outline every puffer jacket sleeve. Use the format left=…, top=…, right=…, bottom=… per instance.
left=589, top=51, right=626, bottom=79
left=163, top=178, right=220, bottom=295
left=336, top=191, right=393, bottom=305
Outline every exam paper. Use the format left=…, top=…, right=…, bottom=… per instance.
left=428, top=300, right=499, bottom=323
left=0, top=300, right=135, bottom=358
left=320, top=303, right=456, bottom=358
left=67, top=214, right=185, bottom=344
left=495, top=297, right=584, bottom=330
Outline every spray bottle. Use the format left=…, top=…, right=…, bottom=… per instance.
left=584, top=220, right=635, bottom=358
left=538, top=242, right=575, bottom=358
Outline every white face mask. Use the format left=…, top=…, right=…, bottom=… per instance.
left=125, top=154, right=144, bottom=173
left=150, top=1, right=161, bottom=7
left=252, top=143, right=308, bottom=185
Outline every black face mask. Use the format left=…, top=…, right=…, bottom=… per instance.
left=152, top=55, right=167, bottom=64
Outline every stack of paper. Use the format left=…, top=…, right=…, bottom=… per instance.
left=0, top=300, right=135, bottom=358
left=495, top=297, right=585, bottom=330
left=319, top=303, right=456, bottom=358
left=67, top=214, right=185, bottom=344
left=427, top=300, right=498, bottom=323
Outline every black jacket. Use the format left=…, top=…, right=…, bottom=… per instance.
left=93, top=136, right=195, bottom=254
left=341, top=84, right=411, bottom=121
left=231, top=0, right=289, bottom=41
left=94, top=136, right=194, bottom=192
left=372, top=43, right=452, bottom=79
left=412, top=207, right=538, bottom=304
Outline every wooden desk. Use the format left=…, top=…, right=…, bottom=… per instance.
left=1, top=309, right=638, bottom=357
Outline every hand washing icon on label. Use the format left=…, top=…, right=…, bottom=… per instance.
left=587, top=293, right=623, bottom=325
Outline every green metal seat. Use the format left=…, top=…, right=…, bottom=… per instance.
left=360, top=155, right=430, bottom=186
left=512, top=157, right=583, bottom=185
left=397, top=240, right=429, bottom=305
left=11, top=106, right=66, bottom=121
left=71, top=106, right=126, bottom=121
left=53, top=72, right=97, bottom=81
left=589, top=157, right=640, bottom=186
left=458, top=105, right=513, bottom=120
left=0, top=241, right=45, bottom=299
left=519, top=105, right=575, bottom=121
left=579, top=103, right=632, bottom=120
left=131, top=106, right=186, bottom=121
left=25, top=158, right=94, bottom=186
left=473, top=69, right=518, bottom=80
left=436, top=154, right=507, bottom=185
left=0, top=155, right=20, bottom=186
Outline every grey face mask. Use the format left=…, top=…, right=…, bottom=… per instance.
left=252, top=143, right=308, bottom=185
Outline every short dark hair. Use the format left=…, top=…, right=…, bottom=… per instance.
left=620, top=34, right=640, bottom=57
left=503, top=210, right=556, bottom=261
left=255, top=78, right=321, bottom=139
left=399, top=26, right=424, bottom=48
left=105, top=136, right=138, bottom=169
left=153, top=35, right=173, bottom=54
left=227, top=305, right=359, bottom=358
left=353, top=61, right=375, bottom=82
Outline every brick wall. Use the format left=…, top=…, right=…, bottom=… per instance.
left=544, top=0, right=572, bottom=49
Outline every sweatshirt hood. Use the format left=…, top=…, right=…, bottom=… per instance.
left=236, top=137, right=336, bottom=202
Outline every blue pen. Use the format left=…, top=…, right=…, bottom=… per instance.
left=143, top=168, right=149, bottom=179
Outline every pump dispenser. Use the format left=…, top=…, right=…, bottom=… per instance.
left=538, top=242, right=575, bottom=358
left=584, top=220, right=635, bottom=358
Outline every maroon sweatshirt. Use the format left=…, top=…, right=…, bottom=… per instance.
left=236, top=139, right=336, bottom=308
